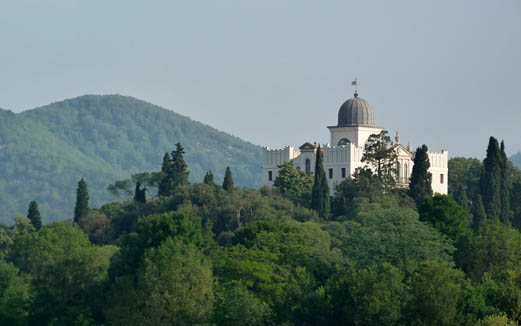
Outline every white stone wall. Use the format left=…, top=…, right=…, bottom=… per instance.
left=262, top=146, right=301, bottom=186
left=263, top=146, right=448, bottom=196
left=328, top=125, right=383, bottom=148
left=428, top=150, right=449, bottom=195
left=323, top=146, right=351, bottom=193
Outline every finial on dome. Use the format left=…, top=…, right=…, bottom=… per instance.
left=354, top=91, right=358, bottom=98
left=351, top=78, right=358, bottom=97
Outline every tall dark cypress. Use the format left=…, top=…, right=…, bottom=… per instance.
left=74, top=178, right=89, bottom=223
left=311, top=145, right=330, bottom=218
left=480, top=137, right=502, bottom=220
left=455, top=184, right=472, bottom=227
left=158, top=152, right=173, bottom=197
left=203, top=170, right=215, bottom=185
left=472, top=193, right=487, bottom=228
left=499, top=140, right=511, bottom=223
left=27, top=200, right=42, bottom=230
left=222, top=167, right=234, bottom=191
left=171, top=142, right=189, bottom=188
left=408, top=145, right=433, bottom=205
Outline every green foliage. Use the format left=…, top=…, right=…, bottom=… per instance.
left=311, top=145, right=330, bottom=218
left=157, top=152, right=174, bottom=197
left=109, top=209, right=206, bottom=280
left=324, top=197, right=455, bottom=267
left=406, top=260, right=472, bottom=326
left=212, top=281, right=272, bottom=326
left=419, top=194, right=468, bottom=242
left=222, top=166, right=234, bottom=191
left=409, top=144, right=433, bottom=205
left=10, top=223, right=117, bottom=325
left=511, top=175, right=521, bottom=230
left=203, top=170, right=215, bottom=185
left=105, top=238, right=213, bottom=326
left=232, top=220, right=338, bottom=282
left=172, top=142, right=189, bottom=188
left=479, top=313, right=518, bottom=326
left=0, top=95, right=262, bottom=223
left=0, top=261, right=32, bottom=326
left=449, top=157, right=483, bottom=200
left=328, top=262, right=406, bottom=326
left=277, top=267, right=330, bottom=326
left=465, top=220, right=521, bottom=281
left=26, top=201, right=41, bottom=231
left=361, top=130, right=398, bottom=183
left=481, top=137, right=503, bottom=220
left=74, top=178, right=89, bottom=224
left=77, top=211, right=111, bottom=245
left=332, top=167, right=384, bottom=218
left=273, top=161, right=313, bottom=207
left=473, top=194, right=488, bottom=227
left=500, top=141, right=512, bottom=223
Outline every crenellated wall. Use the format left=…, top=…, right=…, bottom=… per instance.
left=428, top=150, right=449, bottom=195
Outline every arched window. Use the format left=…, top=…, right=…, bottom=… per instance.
left=305, top=159, right=311, bottom=174
left=337, top=138, right=351, bottom=147
left=396, top=162, right=400, bottom=179
left=404, top=163, right=409, bottom=180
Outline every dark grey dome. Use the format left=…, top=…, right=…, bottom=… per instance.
left=337, top=92, right=374, bottom=126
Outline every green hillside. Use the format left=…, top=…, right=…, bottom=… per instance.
left=511, top=152, right=521, bottom=170
left=0, top=95, right=262, bottom=223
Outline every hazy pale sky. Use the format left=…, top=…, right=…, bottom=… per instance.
left=1, top=1, right=520, bottom=158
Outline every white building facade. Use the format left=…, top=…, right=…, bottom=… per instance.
left=262, top=91, right=448, bottom=195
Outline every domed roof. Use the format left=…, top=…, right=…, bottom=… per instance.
left=337, top=92, right=374, bottom=126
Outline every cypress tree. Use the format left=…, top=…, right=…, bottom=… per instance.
left=472, top=194, right=487, bottom=228
left=158, top=152, right=174, bottom=197
left=203, top=170, right=215, bottom=185
left=27, top=200, right=42, bottom=230
left=222, top=167, right=234, bottom=191
left=409, top=144, right=433, bottom=205
left=311, top=145, right=330, bottom=218
left=455, top=184, right=472, bottom=227
left=74, top=178, right=89, bottom=224
left=500, top=140, right=511, bottom=223
left=480, top=137, right=502, bottom=220
left=171, top=142, right=189, bottom=188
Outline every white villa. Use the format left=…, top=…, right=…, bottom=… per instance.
left=262, top=91, right=448, bottom=195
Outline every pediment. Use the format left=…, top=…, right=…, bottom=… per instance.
left=392, top=144, right=413, bottom=157
left=299, top=142, right=317, bottom=151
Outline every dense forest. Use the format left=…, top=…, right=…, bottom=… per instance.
left=0, top=95, right=262, bottom=223
left=1, top=134, right=521, bottom=326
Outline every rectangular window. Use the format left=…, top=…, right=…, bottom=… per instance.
left=329, top=168, right=333, bottom=179
left=341, top=168, right=346, bottom=178
left=268, top=171, right=272, bottom=181
left=440, top=173, right=444, bottom=184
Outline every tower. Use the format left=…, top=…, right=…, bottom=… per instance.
left=327, top=91, right=383, bottom=148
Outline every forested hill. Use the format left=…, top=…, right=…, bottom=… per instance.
left=0, top=95, right=262, bottom=223
left=511, top=152, right=521, bottom=170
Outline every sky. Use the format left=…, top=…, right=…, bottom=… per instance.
left=1, top=1, right=520, bottom=158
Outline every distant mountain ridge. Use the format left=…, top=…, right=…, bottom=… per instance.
left=0, top=95, right=262, bottom=224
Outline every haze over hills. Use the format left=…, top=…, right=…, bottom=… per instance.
left=0, top=95, right=262, bottom=224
